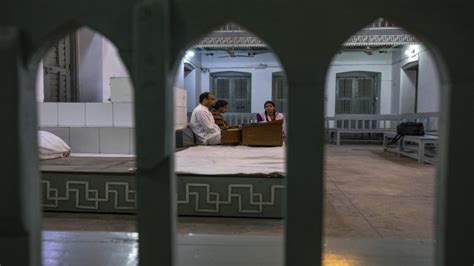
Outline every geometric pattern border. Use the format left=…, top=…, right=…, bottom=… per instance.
left=41, top=180, right=136, bottom=210
left=343, top=34, right=419, bottom=47
left=195, top=27, right=419, bottom=49
left=196, top=34, right=419, bottom=49
left=177, top=183, right=285, bottom=214
left=41, top=173, right=286, bottom=218
left=196, top=36, right=267, bottom=48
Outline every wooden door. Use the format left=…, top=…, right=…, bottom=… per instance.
left=43, top=34, right=78, bottom=102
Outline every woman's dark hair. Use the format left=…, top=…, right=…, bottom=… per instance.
left=264, top=101, right=276, bottom=108
left=213, top=100, right=228, bottom=110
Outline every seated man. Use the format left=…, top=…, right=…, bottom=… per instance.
left=190, top=92, right=221, bottom=145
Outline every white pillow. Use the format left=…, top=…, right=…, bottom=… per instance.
left=38, top=130, right=71, bottom=160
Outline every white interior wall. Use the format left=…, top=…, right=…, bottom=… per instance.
left=200, top=53, right=283, bottom=113
left=417, top=50, right=441, bottom=112
left=79, top=30, right=132, bottom=103
left=391, top=44, right=440, bottom=114
left=194, top=68, right=202, bottom=108
left=102, top=38, right=130, bottom=102
left=325, top=51, right=394, bottom=116
left=393, top=45, right=419, bottom=114
left=36, top=61, right=44, bottom=102
left=175, top=58, right=185, bottom=90
left=390, top=51, right=402, bottom=114
left=77, top=28, right=103, bottom=102
left=185, top=70, right=197, bottom=111
left=400, top=68, right=417, bottom=113
left=183, top=51, right=202, bottom=111
left=175, top=88, right=188, bottom=129
left=174, top=58, right=187, bottom=126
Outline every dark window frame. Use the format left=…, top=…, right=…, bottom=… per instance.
left=272, top=71, right=288, bottom=114
left=335, top=71, right=381, bottom=114
left=210, top=71, right=252, bottom=113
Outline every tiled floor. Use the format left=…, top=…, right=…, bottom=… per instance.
left=323, top=145, right=435, bottom=239
left=42, top=145, right=436, bottom=240
left=42, top=231, right=434, bottom=266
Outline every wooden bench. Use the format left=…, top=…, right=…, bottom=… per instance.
left=333, top=114, right=400, bottom=145
left=336, top=129, right=392, bottom=146
left=330, top=112, right=439, bottom=146
left=383, top=132, right=439, bottom=164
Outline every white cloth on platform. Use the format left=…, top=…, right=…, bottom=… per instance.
left=38, top=130, right=71, bottom=160
left=189, top=104, right=221, bottom=145
left=175, top=145, right=285, bottom=176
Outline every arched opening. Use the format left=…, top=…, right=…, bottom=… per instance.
left=37, top=27, right=137, bottom=236
left=323, top=17, right=444, bottom=263
left=172, top=22, right=288, bottom=248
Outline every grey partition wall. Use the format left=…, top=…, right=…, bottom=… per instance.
left=1, top=1, right=474, bottom=266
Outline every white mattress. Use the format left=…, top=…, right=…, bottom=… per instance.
left=70, top=153, right=134, bottom=157
left=38, top=130, right=71, bottom=160
left=175, top=145, right=286, bottom=176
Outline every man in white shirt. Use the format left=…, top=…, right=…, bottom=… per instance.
left=190, top=92, right=221, bottom=145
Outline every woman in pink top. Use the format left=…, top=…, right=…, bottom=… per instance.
left=256, top=101, right=286, bottom=136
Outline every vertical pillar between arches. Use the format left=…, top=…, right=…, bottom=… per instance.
left=133, top=1, right=175, bottom=265
left=286, top=79, right=325, bottom=266
left=436, top=76, right=474, bottom=265
left=0, top=26, right=41, bottom=266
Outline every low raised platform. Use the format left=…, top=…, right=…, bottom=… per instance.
left=41, top=153, right=285, bottom=218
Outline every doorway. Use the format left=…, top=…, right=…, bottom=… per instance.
left=401, top=62, right=420, bottom=113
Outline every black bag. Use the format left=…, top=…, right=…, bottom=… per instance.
left=397, top=122, right=425, bottom=136
left=391, top=122, right=425, bottom=144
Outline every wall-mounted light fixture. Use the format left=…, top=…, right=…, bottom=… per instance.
left=405, top=44, right=419, bottom=57
left=185, top=50, right=195, bottom=60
